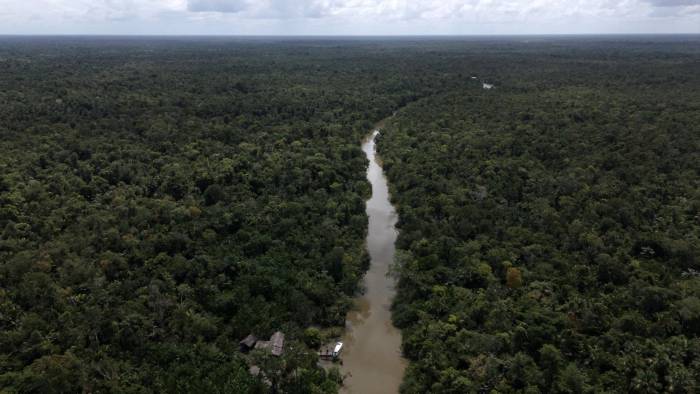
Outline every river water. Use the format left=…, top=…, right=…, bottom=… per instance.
left=339, top=129, right=406, bottom=393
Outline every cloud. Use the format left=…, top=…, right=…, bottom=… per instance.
left=186, top=0, right=336, bottom=18
left=646, top=0, right=700, bottom=6
left=187, top=0, right=249, bottom=13
left=250, top=0, right=333, bottom=19
left=82, top=0, right=142, bottom=21
left=644, top=0, right=700, bottom=17
left=181, top=0, right=614, bottom=21
left=0, top=0, right=699, bottom=34
left=226, top=0, right=652, bottom=22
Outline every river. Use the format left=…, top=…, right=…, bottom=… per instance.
left=339, top=128, right=406, bottom=393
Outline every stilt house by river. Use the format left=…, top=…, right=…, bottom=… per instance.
left=239, top=331, right=285, bottom=356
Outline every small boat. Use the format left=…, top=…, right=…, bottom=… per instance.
left=332, top=342, right=343, bottom=357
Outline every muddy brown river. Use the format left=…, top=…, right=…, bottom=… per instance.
left=340, top=129, right=407, bottom=393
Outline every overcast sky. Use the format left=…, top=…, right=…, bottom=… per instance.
left=0, top=0, right=699, bottom=35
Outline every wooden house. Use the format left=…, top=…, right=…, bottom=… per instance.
left=239, top=334, right=257, bottom=353
left=250, top=331, right=285, bottom=357
left=269, top=331, right=284, bottom=357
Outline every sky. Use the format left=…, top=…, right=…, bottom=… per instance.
left=0, top=0, right=699, bottom=35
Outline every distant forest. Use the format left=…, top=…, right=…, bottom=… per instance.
left=1, top=36, right=699, bottom=393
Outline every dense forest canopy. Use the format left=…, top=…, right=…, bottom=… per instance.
left=0, top=37, right=437, bottom=393
left=378, top=38, right=700, bottom=393
left=1, top=36, right=699, bottom=393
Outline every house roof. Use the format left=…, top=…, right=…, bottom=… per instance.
left=270, top=331, right=285, bottom=356
left=240, top=334, right=257, bottom=347
left=255, top=340, right=270, bottom=350
left=248, top=331, right=285, bottom=356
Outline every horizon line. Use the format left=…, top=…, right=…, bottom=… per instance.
left=1, top=33, right=699, bottom=38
